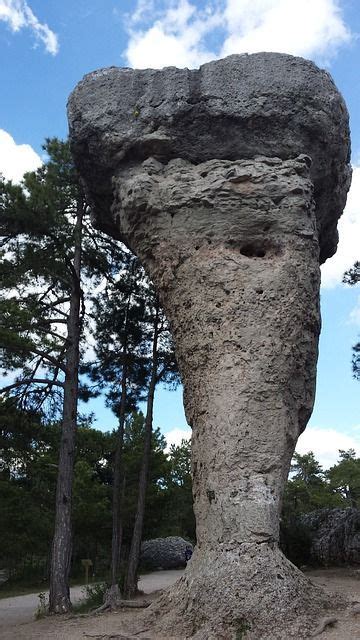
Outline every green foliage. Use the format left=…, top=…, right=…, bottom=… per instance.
left=0, top=138, right=126, bottom=414
left=280, top=516, right=313, bottom=567
left=0, top=402, right=57, bottom=579
left=343, top=262, right=360, bottom=286
left=155, top=438, right=195, bottom=541
left=234, top=619, right=251, bottom=639
left=34, top=592, right=48, bottom=619
left=83, top=258, right=178, bottom=420
left=1, top=135, right=182, bottom=595
left=281, top=448, right=360, bottom=566
left=0, top=406, right=194, bottom=584
left=114, top=412, right=171, bottom=546
left=284, top=452, right=343, bottom=517
left=326, top=449, right=360, bottom=507
left=343, top=261, right=360, bottom=379
left=73, top=582, right=107, bottom=613
left=291, top=452, right=324, bottom=484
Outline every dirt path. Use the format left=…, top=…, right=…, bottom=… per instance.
left=0, top=569, right=184, bottom=635
left=303, top=568, right=360, bottom=639
left=0, top=585, right=84, bottom=628
left=1, top=568, right=359, bottom=639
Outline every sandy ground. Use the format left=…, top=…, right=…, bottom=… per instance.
left=0, top=568, right=360, bottom=639
left=0, top=570, right=184, bottom=637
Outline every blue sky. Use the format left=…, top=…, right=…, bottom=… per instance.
left=0, top=0, right=359, bottom=467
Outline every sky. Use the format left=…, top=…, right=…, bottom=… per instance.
left=0, top=0, right=359, bottom=469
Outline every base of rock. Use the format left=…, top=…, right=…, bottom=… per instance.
left=142, top=544, right=344, bottom=639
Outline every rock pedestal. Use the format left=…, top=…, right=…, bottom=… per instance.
left=68, top=53, right=351, bottom=639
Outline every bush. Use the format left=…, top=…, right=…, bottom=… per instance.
left=73, top=582, right=107, bottom=613
left=280, top=517, right=313, bottom=567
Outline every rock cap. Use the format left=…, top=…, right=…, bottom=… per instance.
left=68, top=52, right=351, bottom=262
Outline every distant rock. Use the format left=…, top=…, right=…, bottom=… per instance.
left=301, top=508, right=360, bottom=566
left=0, top=569, right=8, bottom=585
left=140, top=536, right=193, bottom=570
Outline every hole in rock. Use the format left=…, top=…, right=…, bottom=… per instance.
left=240, top=244, right=266, bottom=258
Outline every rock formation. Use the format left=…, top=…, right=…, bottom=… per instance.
left=68, top=53, right=351, bottom=639
left=302, top=508, right=360, bottom=566
left=141, top=537, right=193, bottom=570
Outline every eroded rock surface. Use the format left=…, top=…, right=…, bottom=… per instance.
left=302, top=508, right=360, bottom=566
left=68, top=53, right=350, bottom=262
left=68, top=53, right=351, bottom=639
left=141, top=537, right=192, bottom=570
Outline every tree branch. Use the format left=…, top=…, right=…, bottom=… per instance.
left=5, top=344, right=67, bottom=373
left=1, top=378, right=65, bottom=393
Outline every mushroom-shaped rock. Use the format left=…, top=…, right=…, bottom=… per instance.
left=68, top=53, right=351, bottom=639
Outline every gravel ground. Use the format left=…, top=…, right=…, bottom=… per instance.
left=0, top=569, right=184, bottom=631
left=1, top=568, right=360, bottom=639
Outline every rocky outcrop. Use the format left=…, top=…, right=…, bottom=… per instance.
left=68, top=54, right=351, bottom=639
left=140, top=537, right=192, bottom=570
left=68, top=53, right=350, bottom=263
left=0, top=569, right=8, bottom=585
left=301, top=508, right=360, bottom=566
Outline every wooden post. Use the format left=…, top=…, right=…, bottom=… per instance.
left=81, top=559, right=93, bottom=585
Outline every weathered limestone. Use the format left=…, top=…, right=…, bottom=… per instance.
left=141, top=537, right=193, bottom=570
left=301, top=508, right=360, bottom=566
left=68, top=54, right=351, bottom=639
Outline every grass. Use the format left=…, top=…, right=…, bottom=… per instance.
left=72, top=582, right=107, bottom=613
left=235, top=619, right=251, bottom=639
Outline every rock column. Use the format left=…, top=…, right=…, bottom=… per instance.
left=68, top=53, right=351, bottom=639
left=114, top=154, right=320, bottom=546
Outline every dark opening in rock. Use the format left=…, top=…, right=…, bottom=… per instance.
left=240, top=244, right=266, bottom=258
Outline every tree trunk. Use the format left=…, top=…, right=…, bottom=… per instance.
left=106, top=273, right=135, bottom=607
left=49, top=200, right=84, bottom=614
left=110, top=365, right=127, bottom=588
left=124, top=301, right=160, bottom=598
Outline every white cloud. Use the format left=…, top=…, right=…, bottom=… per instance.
left=0, top=0, right=58, bottom=54
left=125, top=0, right=351, bottom=69
left=164, top=425, right=359, bottom=469
left=164, top=426, right=191, bottom=451
left=348, top=296, right=360, bottom=326
left=130, top=0, right=156, bottom=25
left=125, top=0, right=221, bottom=69
left=321, top=166, right=360, bottom=288
left=296, top=426, right=360, bottom=469
left=0, top=129, right=42, bottom=183
left=221, top=0, right=351, bottom=62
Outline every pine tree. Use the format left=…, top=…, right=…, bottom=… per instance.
left=124, top=288, right=179, bottom=598
left=343, top=262, right=360, bottom=379
left=84, top=257, right=149, bottom=604
left=0, top=138, right=125, bottom=612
